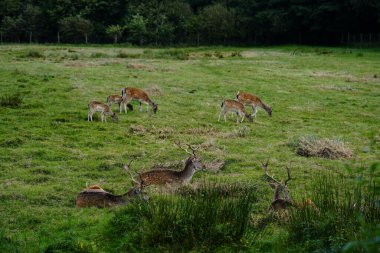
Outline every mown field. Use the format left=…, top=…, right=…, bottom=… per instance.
left=0, top=45, right=379, bottom=253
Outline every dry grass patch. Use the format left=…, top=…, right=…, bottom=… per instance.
left=290, top=136, right=353, bottom=159
left=145, top=84, right=163, bottom=96
left=127, top=63, right=155, bottom=71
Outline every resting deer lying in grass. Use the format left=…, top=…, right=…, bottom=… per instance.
left=261, top=160, right=318, bottom=212
left=128, top=143, right=205, bottom=189
left=261, top=160, right=293, bottom=210
left=235, top=91, right=272, bottom=118
left=76, top=185, right=142, bottom=208
left=88, top=101, right=118, bottom=122
left=107, top=94, right=133, bottom=113
left=218, top=99, right=253, bottom=123
left=121, top=87, right=158, bottom=114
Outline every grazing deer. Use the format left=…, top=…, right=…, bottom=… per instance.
left=218, top=99, right=253, bottom=123
left=235, top=91, right=272, bottom=117
left=88, top=101, right=118, bottom=122
left=121, top=87, right=158, bottom=114
left=107, top=94, right=133, bottom=113
left=128, top=143, right=205, bottom=189
left=76, top=185, right=142, bottom=208
left=261, top=160, right=293, bottom=210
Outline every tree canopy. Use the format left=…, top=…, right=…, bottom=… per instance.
left=0, top=0, right=379, bottom=45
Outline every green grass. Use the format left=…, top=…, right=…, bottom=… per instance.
left=0, top=44, right=379, bottom=252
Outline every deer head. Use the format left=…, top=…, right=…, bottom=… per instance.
left=175, top=141, right=205, bottom=171
left=261, top=160, right=293, bottom=204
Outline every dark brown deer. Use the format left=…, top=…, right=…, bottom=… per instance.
left=261, top=160, right=293, bottom=210
left=76, top=185, right=142, bottom=208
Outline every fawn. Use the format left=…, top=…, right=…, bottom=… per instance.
left=121, top=87, right=158, bottom=114
left=235, top=91, right=272, bottom=117
left=88, top=101, right=118, bottom=122
left=76, top=185, right=142, bottom=208
left=128, top=143, right=205, bottom=189
left=106, top=94, right=133, bottom=113
left=218, top=99, right=253, bottom=123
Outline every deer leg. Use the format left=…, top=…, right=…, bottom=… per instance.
left=88, top=112, right=91, bottom=121
left=101, top=113, right=104, bottom=122
left=139, top=102, right=142, bottom=112
left=218, top=110, right=223, bottom=122
left=118, top=103, right=122, bottom=113
left=252, top=106, right=258, bottom=117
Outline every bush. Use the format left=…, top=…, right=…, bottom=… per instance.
left=286, top=168, right=380, bottom=252
left=26, top=50, right=44, bottom=58
left=0, top=93, right=23, bottom=108
left=116, top=51, right=141, bottom=58
left=105, top=183, right=258, bottom=252
left=289, top=136, right=353, bottom=159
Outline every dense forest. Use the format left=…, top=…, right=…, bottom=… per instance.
left=1, top=0, right=380, bottom=45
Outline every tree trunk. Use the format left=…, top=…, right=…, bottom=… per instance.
left=29, top=31, right=32, bottom=44
left=0, top=32, right=3, bottom=44
left=114, top=35, right=117, bottom=44
left=85, top=33, right=88, bottom=44
left=57, top=32, right=60, bottom=44
left=197, top=33, right=200, bottom=47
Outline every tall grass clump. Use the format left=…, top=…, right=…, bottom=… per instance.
left=104, top=183, right=258, bottom=252
left=25, top=49, right=44, bottom=58
left=0, top=93, right=23, bottom=108
left=286, top=165, right=379, bottom=252
left=143, top=49, right=190, bottom=60
left=289, top=135, right=353, bottom=159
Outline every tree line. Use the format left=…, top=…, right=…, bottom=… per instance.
left=1, top=0, right=379, bottom=45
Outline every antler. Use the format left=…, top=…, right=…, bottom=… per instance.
left=123, top=159, right=141, bottom=187
left=260, top=159, right=281, bottom=185
left=174, top=141, right=197, bottom=156
left=284, top=161, right=292, bottom=185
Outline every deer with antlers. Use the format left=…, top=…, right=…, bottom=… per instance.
left=127, top=142, right=205, bottom=189
left=261, top=160, right=319, bottom=212
left=76, top=185, right=143, bottom=208
left=261, top=160, right=294, bottom=210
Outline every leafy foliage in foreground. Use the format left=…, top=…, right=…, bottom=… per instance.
left=105, top=183, right=259, bottom=252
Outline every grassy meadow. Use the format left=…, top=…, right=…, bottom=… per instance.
left=0, top=45, right=379, bottom=252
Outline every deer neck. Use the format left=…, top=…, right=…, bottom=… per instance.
left=179, top=163, right=196, bottom=182
left=261, top=102, right=271, bottom=114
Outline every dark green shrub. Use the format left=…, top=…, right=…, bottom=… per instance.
left=105, top=183, right=258, bottom=252
left=0, top=93, right=23, bottom=108
left=286, top=167, right=380, bottom=252
left=26, top=50, right=44, bottom=58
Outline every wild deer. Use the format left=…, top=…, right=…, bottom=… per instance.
left=121, top=87, right=158, bottom=114
left=88, top=101, right=118, bottom=122
left=235, top=91, right=272, bottom=118
left=106, top=94, right=133, bottom=113
left=128, top=142, right=205, bottom=189
left=218, top=99, right=253, bottom=123
left=261, top=160, right=319, bottom=212
left=76, top=185, right=142, bottom=208
left=261, top=160, right=293, bottom=210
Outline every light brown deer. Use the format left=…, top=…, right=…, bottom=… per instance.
left=218, top=99, right=253, bottom=123
left=107, top=94, right=134, bottom=113
left=128, top=143, right=205, bottom=189
left=88, top=101, right=118, bottom=122
left=76, top=185, right=142, bottom=208
left=235, top=91, right=272, bottom=118
left=121, top=87, right=158, bottom=114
